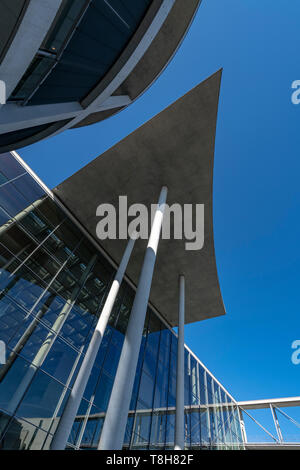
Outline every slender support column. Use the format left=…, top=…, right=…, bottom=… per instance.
left=50, top=236, right=136, bottom=450
left=232, top=405, right=241, bottom=448
left=174, top=275, right=185, bottom=450
left=218, top=385, right=226, bottom=446
left=98, top=186, right=168, bottom=450
left=204, top=370, right=211, bottom=445
left=196, top=363, right=201, bottom=406
left=211, top=379, right=220, bottom=449
left=270, top=404, right=283, bottom=443
left=223, top=395, right=233, bottom=446
left=76, top=398, right=94, bottom=448
left=238, top=408, right=247, bottom=444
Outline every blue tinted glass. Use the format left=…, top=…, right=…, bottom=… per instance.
left=80, top=415, right=99, bottom=448
left=0, top=354, right=35, bottom=413
left=131, top=413, right=151, bottom=449
left=28, top=0, right=152, bottom=105
left=0, top=171, right=8, bottom=186
left=0, top=297, right=32, bottom=347
left=93, top=371, right=113, bottom=412
left=199, top=365, right=206, bottom=404
left=153, top=359, right=169, bottom=409
left=0, top=153, right=25, bottom=180
left=190, top=410, right=201, bottom=447
left=0, top=206, right=10, bottom=225
left=165, top=412, right=175, bottom=449
left=149, top=412, right=166, bottom=449
left=89, top=414, right=104, bottom=449
left=0, top=182, right=29, bottom=218
left=41, top=337, right=79, bottom=384
left=142, top=331, right=160, bottom=377
left=16, top=369, right=66, bottom=431
left=136, top=371, right=155, bottom=410
left=0, top=265, right=49, bottom=309
left=102, top=333, right=122, bottom=379
left=0, top=153, right=243, bottom=450
left=124, top=416, right=134, bottom=447
left=12, top=174, right=45, bottom=206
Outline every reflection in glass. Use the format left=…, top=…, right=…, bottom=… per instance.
left=0, top=153, right=244, bottom=450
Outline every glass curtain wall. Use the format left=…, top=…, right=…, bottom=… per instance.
left=0, top=152, right=244, bottom=450
left=9, top=0, right=152, bottom=105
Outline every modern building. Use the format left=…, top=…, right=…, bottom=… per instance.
left=0, top=2, right=298, bottom=453
left=0, top=69, right=246, bottom=450
left=0, top=0, right=201, bottom=152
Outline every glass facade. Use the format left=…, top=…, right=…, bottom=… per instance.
left=0, top=152, right=244, bottom=450
left=9, top=0, right=152, bottom=105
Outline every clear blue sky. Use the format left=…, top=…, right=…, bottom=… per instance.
left=19, top=0, right=300, bottom=441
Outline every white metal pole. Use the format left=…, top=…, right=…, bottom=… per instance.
left=270, top=404, right=283, bottom=443
left=50, top=236, right=136, bottom=450
left=204, top=370, right=212, bottom=446
left=174, top=275, right=185, bottom=450
left=238, top=408, right=247, bottom=444
left=98, top=186, right=168, bottom=450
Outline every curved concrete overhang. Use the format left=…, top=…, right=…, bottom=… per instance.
left=0, top=0, right=202, bottom=152
left=0, top=0, right=30, bottom=64
left=54, top=70, right=226, bottom=327
left=73, top=0, right=202, bottom=129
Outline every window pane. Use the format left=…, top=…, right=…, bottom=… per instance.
left=0, top=416, right=49, bottom=450
left=16, top=369, right=66, bottom=432
left=0, top=153, right=25, bottom=180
